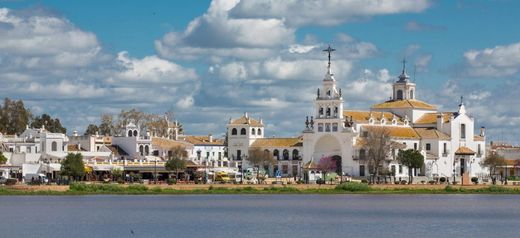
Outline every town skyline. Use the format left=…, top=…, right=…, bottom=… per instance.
left=1, top=1, right=520, bottom=144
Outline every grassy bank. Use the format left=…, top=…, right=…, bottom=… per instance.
left=2, top=182, right=520, bottom=195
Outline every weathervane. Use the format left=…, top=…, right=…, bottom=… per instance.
left=323, top=45, right=336, bottom=69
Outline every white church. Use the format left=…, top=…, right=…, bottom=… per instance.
left=228, top=46, right=487, bottom=184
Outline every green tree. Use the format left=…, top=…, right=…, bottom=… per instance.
left=247, top=148, right=275, bottom=183
left=0, top=98, right=32, bottom=135
left=0, top=151, right=7, bottom=164
left=98, top=114, right=115, bottom=136
left=481, top=152, right=505, bottom=185
left=31, top=113, right=67, bottom=133
left=397, top=149, right=424, bottom=184
left=84, top=124, right=99, bottom=135
left=60, top=153, right=85, bottom=181
left=165, top=157, right=186, bottom=180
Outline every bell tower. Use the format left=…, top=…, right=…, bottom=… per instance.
left=392, top=59, right=416, bottom=100
left=315, top=46, right=343, bottom=121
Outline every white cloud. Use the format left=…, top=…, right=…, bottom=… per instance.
left=230, top=0, right=431, bottom=26
left=464, top=42, right=520, bottom=77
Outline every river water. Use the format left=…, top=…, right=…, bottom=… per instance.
left=0, top=194, right=519, bottom=237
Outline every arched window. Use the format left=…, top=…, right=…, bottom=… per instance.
left=409, top=89, right=414, bottom=99
left=133, top=130, right=138, bottom=137
left=273, top=149, right=280, bottom=160
left=51, top=141, right=57, bottom=152
left=396, top=90, right=403, bottom=100
left=139, top=145, right=144, bottom=156
left=240, top=128, right=246, bottom=135
left=461, top=124, right=466, bottom=139
left=251, top=128, right=256, bottom=135
left=283, top=149, right=289, bottom=160
left=231, top=128, right=237, bottom=135
left=145, top=145, right=149, bottom=155
left=292, top=149, right=299, bottom=160
left=128, top=130, right=132, bottom=137
left=326, top=107, right=331, bottom=117
left=319, top=107, right=323, bottom=116
left=257, top=128, right=262, bottom=135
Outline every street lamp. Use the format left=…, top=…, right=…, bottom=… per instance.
left=154, top=158, right=157, bottom=184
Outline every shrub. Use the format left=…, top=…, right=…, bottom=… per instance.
left=400, top=180, right=407, bottom=185
left=5, top=178, right=17, bottom=186
left=452, top=181, right=458, bottom=185
left=296, top=180, right=305, bottom=184
left=360, top=179, right=368, bottom=183
left=486, top=185, right=509, bottom=193
left=167, top=178, right=177, bottom=185
left=444, top=185, right=459, bottom=192
left=394, top=181, right=400, bottom=185
left=471, top=177, right=479, bottom=184
left=428, top=180, right=435, bottom=185
left=335, top=182, right=370, bottom=192
left=316, top=179, right=325, bottom=185
left=117, top=178, right=125, bottom=184
left=439, top=177, right=446, bottom=183
left=421, top=180, right=426, bottom=184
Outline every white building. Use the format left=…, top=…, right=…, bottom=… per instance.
left=111, top=122, right=153, bottom=161
left=185, top=135, right=229, bottom=168
left=228, top=48, right=487, bottom=184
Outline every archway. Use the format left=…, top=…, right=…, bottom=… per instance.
left=332, top=155, right=342, bottom=175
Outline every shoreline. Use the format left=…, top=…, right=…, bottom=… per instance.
left=2, top=183, right=520, bottom=195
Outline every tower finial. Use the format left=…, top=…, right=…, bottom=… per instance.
left=402, top=58, right=406, bottom=74
left=323, top=45, right=336, bottom=69
left=460, top=95, right=464, bottom=105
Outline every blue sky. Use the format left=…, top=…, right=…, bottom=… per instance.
left=1, top=0, right=520, bottom=143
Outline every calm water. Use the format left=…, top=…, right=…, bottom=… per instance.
left=0, top=194, right=519, bottom=238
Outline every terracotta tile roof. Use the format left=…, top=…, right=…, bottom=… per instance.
left=106, top=145, right=128, bottom=156
left=303, top=161, right=318, bottom=170
left=372, top=99, right=436, bottom=110
left=362, top=125, right=420, bottom=139
left=152, top=137, right=193, bottom=149
left=229, top=115, right=263, bottom=126
left=185, top=135, right=224, bottom=146
left=250, top=138, right=302, bottom=148
left=67, top=144, right=82, bottom=152
left=415, top=112, right=453, bottom=124
left=474, top=135, right=485, bottom=141
left=455, top=146, right=475, bottom=155
left=343, top=110, right=401, bottom=123
left=414, top=128, right=451, bottom=140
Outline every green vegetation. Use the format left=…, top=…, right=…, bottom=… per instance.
left=0, top=151, right=7, bottom=164
left=2, top=183, right=520, bottom=196
left=397, top=149, right=424, bottom=184
left=60, top=153, right=85, bottom=181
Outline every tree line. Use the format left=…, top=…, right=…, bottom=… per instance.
left=0, top=98, right=66, bottom=135
left=83, top=109, right=183, bottom=137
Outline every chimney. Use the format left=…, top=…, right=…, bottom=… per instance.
left=77, top=142, right=81, bottom=151
left=209, top=134, right=213, bottom=143
left=174, top=128, right=178, bottom=140
left=480, top=126, right=486, bottom=137
left=436, top=113, right=444, bottom=131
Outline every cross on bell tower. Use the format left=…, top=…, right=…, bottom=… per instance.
left=323, top=45, right=336, bottom=69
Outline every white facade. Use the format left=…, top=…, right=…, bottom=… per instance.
left=111, top=122, right=153, bottom=160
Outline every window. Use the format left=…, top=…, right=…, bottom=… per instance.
left=51, top=141, right=57, bottom=152
left=396, top=90, right=403, bottom=100
left=206, top=152, right=210, bottom=158
left=27, top=147, right=31, bottom=153
left=362, top=131, right=368, bottom=137
left=257, top=129, right=262, bottom=135
left=139, top=145, right=144, bottom=156
left=359, top=149, right=366, bottom=160
left=391, top=165, right=396, bottom=175
left=240, top=128, right=246, bottom=135
left=399, top=165, right=403, bottom=174
left=332, top=123, right=338, bottom=132
left=282, top=165, right=288, bottom=174
left=359, top=165, right=365, bottom=177
left=414, top=143, right=418, bottom=150
left=319, top=107, right=324, bottom=116
left=273, top=149, right=280, bottom=160
left=326, top=108, right=331, bottom=117
left=325, top=123, right=331, bottom=132
left=426, top=143, right=431, bottom=151
left=327, top=90, right=331, bottom=96
left=409, top=90, right=414, bottom=99
left=128, top=130, right=132, bottom=137
left=460, top=124, right=466, bottom=139
left=231, top=128, right=237, bottom=135
left=133, top=130, right=138, bottom=137
left=318, top=123, right=324, bottom=132
left=251, top=128, right=256, bottom=135
left=478, top=144, right=482, bottom=156
left=237, top=150, right=242, bottom=160
left=292, top=149, right=299, bottom=160
left=443, top=143, right=447, bottom=155
left=283, top=149, right=289, bottom=160
left=334, top=107, right=338, bottom=117
left=218, top=152, right=222, bottom=159
left=145, top=145, right=149, bottom=155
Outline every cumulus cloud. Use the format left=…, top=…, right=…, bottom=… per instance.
left=405, top=20, right=445, bottom=32
left=464, top=42, right=520, bottom=77
left=230, top=0, right=431, bottom=26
